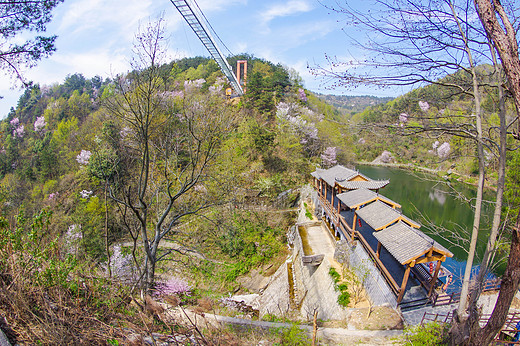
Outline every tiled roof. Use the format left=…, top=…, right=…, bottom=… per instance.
left=337, top=180, right=390, bottom=190
left=373, top=221, right=453, bottom=264
left=337, top=188, right=400, bottom=209
left=356, top=200, right=419, bottom=230
left=311, top=165, right=389, bottom=190
left=311, top=165, right=358, bottom=187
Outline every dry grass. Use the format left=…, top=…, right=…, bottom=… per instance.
left=0, top=274, right=128, bottom=344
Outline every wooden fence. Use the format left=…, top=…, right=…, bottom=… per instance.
left=431, top=278, right=501, bottom=307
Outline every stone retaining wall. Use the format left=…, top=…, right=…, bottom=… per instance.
left=292, top=223, right=347, bottom=321
left=256, top=258, right=291, bottom=318
left=349, top=243, right=398, bottom=308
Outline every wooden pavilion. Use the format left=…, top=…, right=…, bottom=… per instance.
left=311, top=165, right=453, bottom=304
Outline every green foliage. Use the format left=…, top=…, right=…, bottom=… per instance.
left=74, top=196, right=108, bottom=260
left=402, top=322, right=449, bottom=346
left=303, top=202, right=313, bottom=220
left=505, top=148, right=520, bottom=216
left=329, top=267, right=340, bottom=283
left=274, top=324, right=311, bottom=346
left=0, top=209, right=77, bottom=288
left=337, top=283, right=348, bottom=292
left=219, top=211, right=284, bottom=281
left=337, top=291, right=351, bottom=307
left=329, top=267, right=351, bottom=306
left=262, top=313, right=283, bottom=322
left=88, top=147, right=119, bottom=180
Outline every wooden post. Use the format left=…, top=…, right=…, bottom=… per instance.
left=324, top=184, right=327, bottom=201
left=336, top=200, right=341, bottom=228
left=397, top=263, right=412, bottom=303
left=428, top=260, right=442, bottom=296
left=312, top=310, right=318, bottom=346
left=376, top=242, right=382, bottom=259
left=332, top=185, right=336, bottom=209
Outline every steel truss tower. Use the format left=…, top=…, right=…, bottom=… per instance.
left=170, top=0, right=244, bottom=96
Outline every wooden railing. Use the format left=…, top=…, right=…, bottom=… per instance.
left=421, top=311, right=520, bottom=343
left=431, top=278, right=501, bottom=307
left=483, top=278, right=501, bottom=292
left=479, top=312, right=520, bottom=329
left=412, top=264, right=434, bottom=292
left=420, top=311, right=454, bottom=325
left=339, top=216, right=352, bottom=240
left=318, top=195, right=335, bottom=219
left=431, top=291, right=461, bottom=307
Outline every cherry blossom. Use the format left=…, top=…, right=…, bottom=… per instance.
left=34, top=116, right=46, bottom=133
left=437, top=142, right=451, bottom=159
left=9, top=117, right=19, bottom=126
left=76, top=150, right=92, bottom=165
left=298, top=88, right=307, bottom=102
left=13, top=125, right=24, bottom=138
left=321, top=147, right=337, bottom=167
left=418, top=101, right=430, bottom=112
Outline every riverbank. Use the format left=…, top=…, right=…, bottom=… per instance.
left=357, top=160, right=497, bottom=192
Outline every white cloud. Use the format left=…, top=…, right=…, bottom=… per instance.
left=260, top=0, right=313, bottom=24
left=275, top=20, right=335, bottom=51
left=197, top=0, right=247, bottom=12
left=58, top=0, right=154, bottom=36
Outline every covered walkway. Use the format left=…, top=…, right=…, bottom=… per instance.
left=311, top=165, right=453, bottom=305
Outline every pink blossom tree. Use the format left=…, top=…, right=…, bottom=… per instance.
left=321, top=147, right=337, bottom=167
left=437, top=142, right=451, bottom=159
left=34, top=116, right=46, bottom=133
left=13, top=125, right=24, bottom=138
left=418, top=100, right=430, bottom=112
left=76, top=150, right=92, bottom=165
left=298, top=88, right=307, bottom=102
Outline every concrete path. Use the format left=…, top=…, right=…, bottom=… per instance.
left=304, top=223, right=336, bottom=262
left=170, top=308, right=402, bottom=345
left=297, top=203, right=336, bottom=259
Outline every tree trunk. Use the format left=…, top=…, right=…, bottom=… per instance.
left=105, top=183, right=111, bottom=277
left=452, top=2, right=486, bottom=317
left=476, top=210, right=520, bottom=345
left=474, top=0, right=520, bottom=131
left=467, top=49, right=507, bottom=311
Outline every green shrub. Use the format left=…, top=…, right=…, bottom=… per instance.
left=303, top=202, right=313, bottom=220
left=403, top=322, right=449, bottom=346
left=337, top=283, right=348, bottom=292
left=262, top=313, right=282, bottom=322
left=274, top=324, right=311, bottom=346
left=337, top=291, right=350, bottom=307
left=329, top=267, right=340, bottom=283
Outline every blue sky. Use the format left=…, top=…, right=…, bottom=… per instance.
left=0, top=0, right=403, bottom=117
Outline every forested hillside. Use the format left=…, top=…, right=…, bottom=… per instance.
left=2, top=23, right=519, bottom=346
left=346, top=66, right=519, bottom=187
left=315, top=93, right=393, bottom=117
left=0, top=41, right=365, bottom=342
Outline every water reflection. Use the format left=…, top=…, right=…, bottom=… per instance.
left=429, top=188, right=447, bottom=205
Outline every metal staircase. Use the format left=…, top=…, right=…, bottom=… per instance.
left=170, top=0, right=244, bottom=95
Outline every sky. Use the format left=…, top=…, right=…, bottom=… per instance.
left=0, top=0, right=404, bottom=117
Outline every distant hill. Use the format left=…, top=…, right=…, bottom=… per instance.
left=314, top=93, right=394, bottom=115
